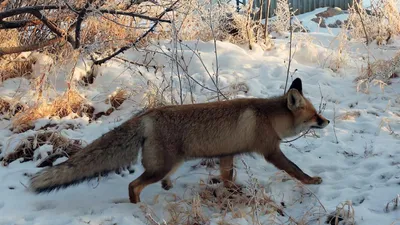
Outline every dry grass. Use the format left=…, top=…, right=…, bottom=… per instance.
left=0, top=97, right=26, bottom=118
left=335, top=111, right=361, bottom=121
left=143, top=80, right=170, bottom=109
left=325, top=25, right=351, bottom=72
left=384, top=194, right=399, bottom=213
left=0, top=30, right=20, bottom=50
left=106, top=88, right=129, bottom=109
left=142, top=159, right=332, bottom=225
left=0, top=54, right=34, bottom=81
left=1, top=130, right=82, bottom=166
left=355, top=51, right=400, bottom=93
left=325, top=201, right=355, bottom=225
left=11, top=89, right=94, bottom=133
left=0, top=30, right=34, bottom=81
left=391, top=220, right=400, bottom=225
left=347, top=0, right=400, bottom=45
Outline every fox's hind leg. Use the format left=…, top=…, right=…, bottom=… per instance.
left=129, top=160, right=183, bottom=203
left=129, top=169, right=170, bottom=203
left=128, top=139, right=182, bottom=203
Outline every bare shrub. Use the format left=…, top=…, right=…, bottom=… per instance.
left=2, top=131, right=82, bottom=166
left=355, top=51, right=400, bottom=93
left=347, top=0, right=400, bottom=45
left=269, top=0, right=306, bottom=35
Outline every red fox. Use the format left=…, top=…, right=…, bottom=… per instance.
left=29, top=78, right=330, bottom=203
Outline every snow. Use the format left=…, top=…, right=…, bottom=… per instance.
left=1, top=7, right=400, bottom=225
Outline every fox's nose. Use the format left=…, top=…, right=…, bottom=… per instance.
left=327, top=120, right=330, bottom=124
left=317, top=117, right=326, bottom=126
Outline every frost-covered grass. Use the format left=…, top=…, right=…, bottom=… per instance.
left=0, top=3, right=400, bottom=225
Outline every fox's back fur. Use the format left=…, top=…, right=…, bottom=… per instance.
left=29, top=78, right=330, bottom=203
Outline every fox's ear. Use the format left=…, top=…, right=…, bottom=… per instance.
left=289, top=78, right=303, bottom=95
left=287, top=89, right=305, bottom=111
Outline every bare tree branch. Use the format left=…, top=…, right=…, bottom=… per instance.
left=94, top=0, right=180, bottom=65
left=29, top=10, right=76, bottom=46
left=0, top=18, right=44, bottom=29
left=0, top=2, right=173, bottom=56
left=0, top=5, right=62, bottom=19
left=96, top=9, right=170, bottom=23
left=75, top=0, right=94, bottom=49
left=0, top=5, right=171, bottom=23
left=0, top=37, right=62, bottom=56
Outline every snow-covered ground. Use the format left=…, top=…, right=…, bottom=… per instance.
left=1, top=7, right=400, bottom=225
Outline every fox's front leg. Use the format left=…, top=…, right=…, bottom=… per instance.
left=219, top=156, right=235, bottom=188
left=264, top=147, right=322, bottom=185
left=219, top=156, right=244, bottom=192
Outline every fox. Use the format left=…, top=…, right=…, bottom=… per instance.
left=29, top=78, right=330, bottom=203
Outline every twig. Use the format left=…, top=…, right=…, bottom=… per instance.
left=264, top=0, right=271, bottom=42
left=333, top=103, right=339, bottom=144
left=170, top=9, right=183, bottom=104
left=93, top=0, right=180, bottom=65
left=134, top=45, right=223, bottom=95
left=180, top=43, right=228, bottom=100
left=208, top=2, right=220, bottom=101
left=75, top=0, right=94, bottom=49
left=281, top=128, right=311, bottom=143
left=92, top=9, right=171, bottom=23
left=354, top=1, right=369, bottom=45
left=283, top=13, right=293, bottom=94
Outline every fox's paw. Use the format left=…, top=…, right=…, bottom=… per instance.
left=309, top=176, right=323, bottom=184
left=161, top=179, right=173, bottom=190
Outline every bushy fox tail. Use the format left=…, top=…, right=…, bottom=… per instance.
left=29, top=118, right=144, bottom=193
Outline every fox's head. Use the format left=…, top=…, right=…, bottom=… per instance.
left=286, top=78, right=330, bottom=135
